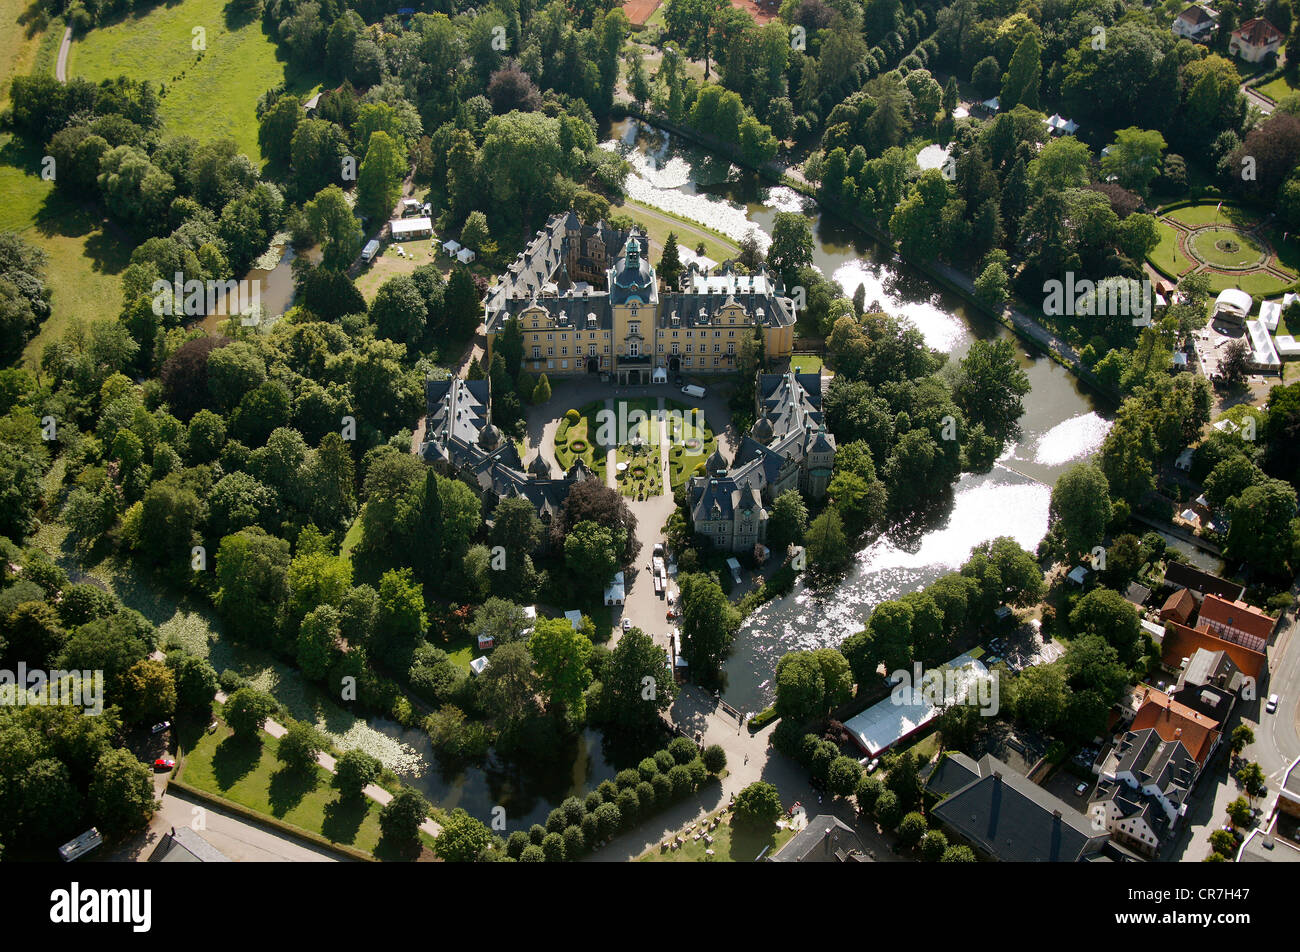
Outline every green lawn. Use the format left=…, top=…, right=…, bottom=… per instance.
left=664, top=398, right=716, bottom=489
left=67, top=0, right=322, bottom=164
left=1257, top=73, right=1300, bottom=103
left=1165, top=202, right=1260, bottom=230
left=639, top=810, right=795, bottom=862
left=1, top=0, right=47, bottom=107
left=1151, top=219, right=1193, bottom=277
left=0, top=133, right=132, bottom=368
left=789, top=354, right=824, bottom=375
left=179, top=718, right=392, bottom=856
left=554, top=402, right=607, bottom=472
left=1190, top=228, right=1266, bottom=268
left=611, top=198, right=740, bottom=266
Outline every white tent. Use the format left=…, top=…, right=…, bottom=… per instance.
left=390, top=216, right=432, bottom=240
left=1246, top=319, right=1280, bottom=369
left=1260, top=299, right=1282, bottom=331
left=1067, top=565, right=1090, bottom=585
left=564, top=609, right=583, bottom=630
left=441, top=238, right=461, bottom=255
left=652, top=367, right=667, bottom=383
left=1274, top=334, right=1300, bottom=357
left=469, top=656, right=490, bottom=676
left=456, top=247, right=476, bottom=264
left=1213, top=288, right=1253, bottom=321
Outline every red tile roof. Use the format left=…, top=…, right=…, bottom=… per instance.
left=1160, top=588, right=1196, bottom=624
left=1162, top=621, right=1265, bottom=682
left=1197, top=594, right=1275, bottom=645
left=1130, top=688, right=1221, bottom=765
left=1233, top=17, right=1284, bottom=47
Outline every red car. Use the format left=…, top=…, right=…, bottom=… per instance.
left=153, top=757, right=176, bottom=770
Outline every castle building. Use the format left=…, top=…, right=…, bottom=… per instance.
left=419, top=375, right=597, bottom=530
left=687, top=372, right=836, bottom=553
left=482, top=211, right=798, bottom=385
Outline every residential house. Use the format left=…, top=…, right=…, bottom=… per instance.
left=1159, top=587, right=1197, bottom=625
left=1173, top=5, right=1218, bottom=41
left=1090, top=686, right=1222, bottom=856
left=1161, top=621, right=1266, bottom=686
left=1162, top=562, right=1245, bottom=602
left=1229, top=18, right=1285, bottom=62
left=1196, top=593, right=1275, bottom=650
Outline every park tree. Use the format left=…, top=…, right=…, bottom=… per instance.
left=1226, top=479, right=1299, bottom=574
left=335, top=749, right=383, bottom=798
left=1047, top=462, right=1112, bottom=560
left=120, top=659, right=176, bottom=726
left=767, top=212, right=814, bottom=282
left=277, top=721, right=327, bottom=772
left=805, top=507, right=851, bottom=576
left=370, top=275, right=426, bottom=344
left=1101, top=128, right=1168, bottom=196
left=766, top=489, right=808, bottom=553
left=89, top=748, right=157, bottom=838
left=733, top=780, right=782, bottom=829
left=600, top=629, right=676, bottom=735
left=954, top=338, right=1030, bottom=441
left=379, top=787, right=429, bottom=849
left=1000, top=33, right=1041, bottom=110
left=304, top=185, right=362, bottom=271
left=658, top=231, right=683, bottom=288
left=528, top=616, right=594, bottom=718
left=223, top=687, right=279, bottom=741
left=678, top=572, right=740, bottom=683
left=435, top=808, right=494, bottom=862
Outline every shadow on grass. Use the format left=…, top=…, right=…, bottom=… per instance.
left=374, top=831, right=422, bottom=862
left=211, top=733, right=262, bottom=790
left=267, top=764, right=319, bottom=817
left=321, top=791, right=367, bottom=845
left=725, top=817, right=781, bottom=861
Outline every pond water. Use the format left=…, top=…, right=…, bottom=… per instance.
left=602, top=118, right=1130, bottom=713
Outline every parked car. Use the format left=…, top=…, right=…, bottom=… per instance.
left=622, top=617, right=632, bottom=631
left=153, top=757, right=176, bottom=770
left=866, top=758, right=880, bottom=774
left=150, top=721, right=171, bottom=735
left=1267, top=693, right=1280, bottom=713
left=1074, top=782, right=1089, bottom=796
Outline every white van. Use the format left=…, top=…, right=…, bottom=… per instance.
left=681, top=384, right=706, bottom=399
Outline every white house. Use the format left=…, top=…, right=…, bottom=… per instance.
left=1173, top=5, right=1217, bottom=41
left=1229, top=18, right=1284, bottom=62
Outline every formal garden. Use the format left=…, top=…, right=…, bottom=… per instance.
left=552, top=397, right=717, bottom=498
left=1149, top=201, right=1300, bottom=298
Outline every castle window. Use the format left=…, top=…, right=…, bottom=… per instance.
left=713, top=357, right=720, bottom=366
left=727, top=343, right=735, bottom=355
left=713, top=343, right=720, bottom=353
left=589, top=344, right=597, bottom=356
left=561, top=347, right=568, bottom=356
left=672, top=343, right=679, bottom=355
left=547, top=346, right=554, bottom=356
left=532, top=346, right=540, bottom=357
